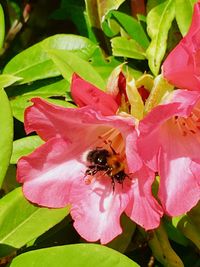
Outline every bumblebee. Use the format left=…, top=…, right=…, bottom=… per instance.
left=85, top=148, right=128, bottom=190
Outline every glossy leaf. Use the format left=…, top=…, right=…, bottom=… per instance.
left=85, top=0, right=125, bottom=30
left=90, top=50, right=142, bottom=81
left=3, top=35, right=97, bottom=84
left=0, top=4, right=5, bottom=49
left=103, top=11, right=149, bottom=49
left=10, top=136, right=44, bottom=164
left=146, top=0, right=175, bottom=75
left=0, top=89, right=13, bottom=187
left=7, top=78, right=70, bottom=98
left=9, top=244, right=139, bottom=267
left=45, top=49, right=106, bottom=89
left=8, top=78, right=72, bottom=121
left=0, top=187, right=69, bottom=257
left=173, top=214, right=200, bottom=250
left=111, top=37, right=146, bottom=60
left=0, top=74, right=22, bottom=88
left=175, top=0, right=197, bottom=36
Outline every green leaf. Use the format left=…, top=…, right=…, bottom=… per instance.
left=7, top=78, right=70, bottom=98
left=0, top=89, right=13, bottom=187
left=0, top=188, right=69, bottom=257
left=173, top=204, right=200, bottom=250
left=0, top=74, right=22, bottom=88
left=111, top=37, right=146, bottom=60
left=3, top=34, right=97, bottom=84
left=175, top=0, right=197, bottom=36
left=145, top=223, right=184, bottom=267
left=147, top=0, right=166, bottom=12
left=107, top=215, right=136, bottom=253
left=8, top=78, right=72, bottom=122
left=0, top=4, right=5, bottom=50
left=9, top=244, right=139, bottom=267
left=85, top=0, right=125, bottom=30
left=45, top=49, right=106, bottom=89
left=51, top=0, right=88, bottom=36
left=2, top=165, right=20, bottom=194
left=146, top=0, right=175, bottom=75
left=10, top=136, right=44, bottom=164
left=85, top=0, right=125, bottom=44
left=103, top=11, right=149, bottom=49
left=163, top=218, right=189, bottom=246
left=89, top=49, right=142, bottom=81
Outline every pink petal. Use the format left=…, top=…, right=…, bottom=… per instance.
left=138, top=90, right=200, bottom=215
left=158, top=152, right=200, bottom=216
left=25, top=98, right=142, bottom=172
left=17, top=137, right=86, bottom=208
left=162, top=2, right=200, bottom=90
left=125, top=167, right=163, bottom=230
left=70, top=178, right=130, bottom=244
left=24, top=98, right=103, bottom=142
left=138, top=90, right=200, bottom=170
left=71, top=73, right=119, bottom=115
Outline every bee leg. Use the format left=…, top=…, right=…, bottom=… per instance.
left=121, top=182, right=123, bottom=190
left=111, top=177, right=115, bottom=193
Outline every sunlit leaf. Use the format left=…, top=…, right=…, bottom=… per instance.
left=175, top=0, right=197, bottom=36
left=0, top=4, right=5, bottom=50
left=103, top=11, right=149, bottom=49
left=85, top=0, right=125, bottom=29
left=0, top=188, right=69, bottom=257
left=10, top=136, right=44, bottom=164
left=146, top=0, right=175, bottom=75
left=0, top=89, right=13, bottom=187
left=9, top=243, right=139, bottom=267
left=0, top=74, right=22, bottom=88
left=3, top=35, right=98, bottom=84
left=111, top=37, right=146, bottom=59
left=45, top=49, right=106, bottom=89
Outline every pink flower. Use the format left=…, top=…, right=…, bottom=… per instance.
left=71, top=73, right=119, bottom=115
left=163, top=2, right=200, bottom=91
left=138, top=89, right=200, bottom=216
left=17, top=75, right=163, bottom=244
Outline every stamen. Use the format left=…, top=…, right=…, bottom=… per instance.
left=173, top=106, right=200, bottom=137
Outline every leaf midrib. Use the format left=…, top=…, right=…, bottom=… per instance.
left=0, top=208, right=41, bottom=244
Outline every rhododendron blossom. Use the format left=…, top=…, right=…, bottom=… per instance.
left=17, top=75, right=163, bottom=244
left=163, top=2, right=200, bottom=91
left=138, top=90, right=200, bottom=216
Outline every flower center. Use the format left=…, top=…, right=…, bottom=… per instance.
left=173, top=106, right=200, bottom=136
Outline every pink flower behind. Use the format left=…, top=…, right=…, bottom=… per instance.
left=17, top=80, right=163, bottom=243
left=163, top=2, right=200, bottom=91
left=71, top=73, right=119, bottom=115
left=138, top=90, right=200, bottom=216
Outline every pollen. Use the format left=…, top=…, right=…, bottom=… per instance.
left=173, top=106, right=200, bottom=136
